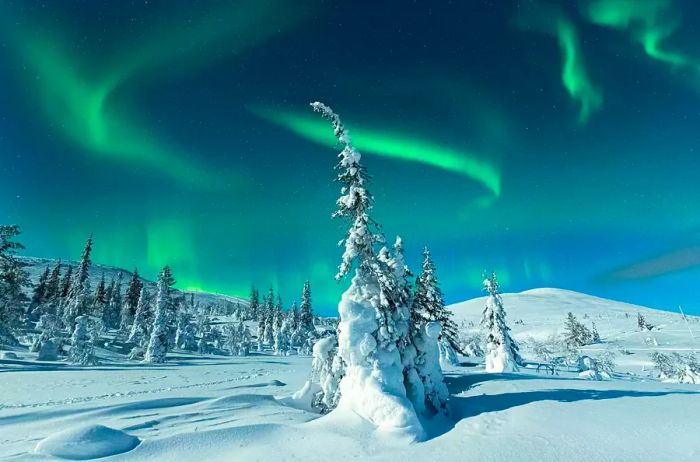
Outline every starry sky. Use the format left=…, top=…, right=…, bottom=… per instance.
left=2, top=0, right=700, bottom=315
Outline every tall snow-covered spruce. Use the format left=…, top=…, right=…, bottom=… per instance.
left=481, top=272, right=521, bottom=373
left=311, top=101, right=427, bottom=439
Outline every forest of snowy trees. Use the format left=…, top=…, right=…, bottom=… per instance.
left=0, top=224, right=322, bottom=365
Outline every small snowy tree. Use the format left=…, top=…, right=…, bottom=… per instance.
left=31, top=313, right=59, bottom=353
left=103, top=274, right=124, bottom=330
left=248, top=286, right=259, bottom=321
left=481, top=272, right=520, bottom=373
left=263, top=287, right=275, bottom=345
left=120, top=269, right=143, bottom=332
left=144, top=266, right=175, bottom=363
left=91, top=273, right=107, bottom=319
left=128, top=287, right=150, bottom=346
left=563, top=312, right=592, bottom=347
left=29, top=266, right=50, bottom=319
left=175, top=311, right=196, bottom=350
left=273, top=299, right=286, bottom=355
left=411, top=247, right=459, bottom=352
left=310, top=335, right=344, bottom=412
left=637, top=312, right=653, bottom=331
left=237, top=321, right=252, bottom=356
left=413, top=322, right=449, bottom=414
left=69, top=315, right=98, bottom=365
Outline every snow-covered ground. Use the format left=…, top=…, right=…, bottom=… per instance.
left=2, top=289, right=699, bottom=461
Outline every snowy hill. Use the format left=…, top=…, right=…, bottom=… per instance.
left=19, top=256, right=248, bottom=309
left=450, top=288, right=700, bottom=373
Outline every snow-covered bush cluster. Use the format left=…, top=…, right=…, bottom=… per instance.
left=650, top=351, right=699, bottom=384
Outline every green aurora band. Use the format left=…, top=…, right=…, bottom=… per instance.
left=556, top=18, right=603, bottom=124
left=585, top=0, right=700, bottom=71
left=2, top=1, right=309, bottom=188
left=516, top=2, right=603, bottom=124
left=252, top=107, right=502, bottom=197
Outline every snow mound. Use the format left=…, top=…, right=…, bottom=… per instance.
left=35, top=424, right=140, bottom=460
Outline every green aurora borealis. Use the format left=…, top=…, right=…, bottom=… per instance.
left=2, top=1, right=700, bottom=314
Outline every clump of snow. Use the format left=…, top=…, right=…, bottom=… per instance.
left=35, top=424, right=140, bottom=460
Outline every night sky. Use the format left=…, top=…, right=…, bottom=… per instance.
left=2, top=1, right=700, bottom=315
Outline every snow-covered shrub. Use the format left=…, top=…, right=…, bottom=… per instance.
left=595, top=349, right=616, bottom=378
left=525, top=335, right=561, bottom=362
left=457, top=327, right=484, bottom=358
left=650, top=352, right=699, bottom=384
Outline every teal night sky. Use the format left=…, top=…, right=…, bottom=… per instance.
left=1, top=1, right=700, bottom=314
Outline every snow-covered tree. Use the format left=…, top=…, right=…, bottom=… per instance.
left=637, top=312, right=653, bottom=331
left=69, top=315, right=97, bottom=365
left=29, top=266, right=50, bottom=317
left=650, top=351, right=699, bottom=384
left=128, top=287, right=150, bottom=346
left=412, top=322, right=449, bottom=414
left=438, top=337, right=460, bottom=368
left=31, top=313, right=59, bottom=353
left=299, top=280, right=314, bottom=331
left=60, top=265, right=73, bottom=299
left=481, top=272, right=520, bottom=373
left=310, top=335, right=344, bottom=412
left=591, top=322, right=601, bottom=344
left=411, top=247, right=459, bottom=351
left=120, top=269, right=143, bottom=332
left=273, top=299, right=286, bottom=355
left=92, top=273, right=107, bottom=318
left=144, top=266, right=175, bottom=363
left=237, top=321, right=252, bottom=356
left=43, top=261, right=62, bottom=309
left=262, top=287, right=275, bottom=345
left=64, top=234, right=93, bottom=328
left=0, top=225, right=31, bottom=345
left=563, top=312, right=592, bottom=347
left=102, top=274, right=123, bottom=330
left=312, top=101, right=423, bottom=438
left=175, top=311, right=196, bottom=350
left=248, top=286, right=259, bottom=321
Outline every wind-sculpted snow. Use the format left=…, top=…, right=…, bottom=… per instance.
left=35, top=425, right=140, bottom=460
